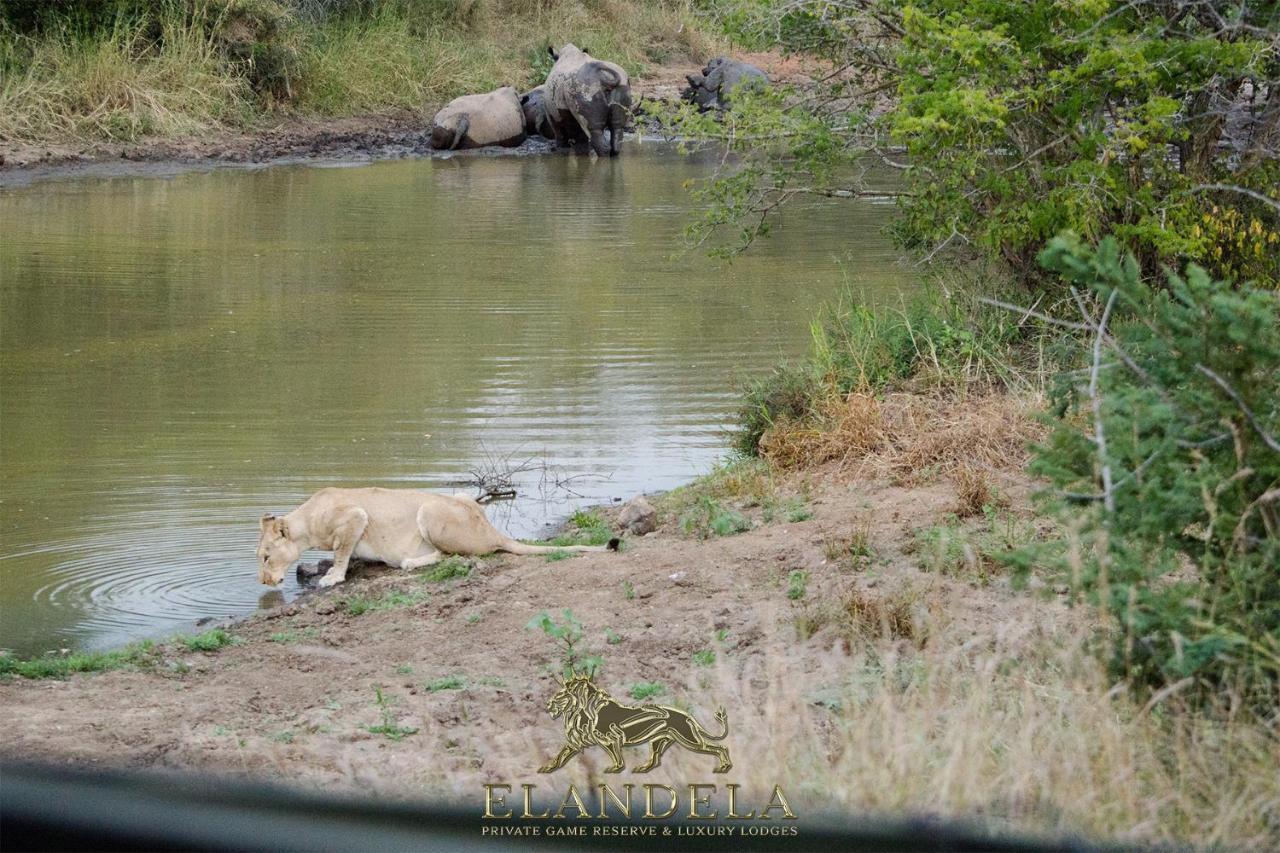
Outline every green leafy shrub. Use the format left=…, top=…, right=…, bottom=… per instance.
left=527, top=610, right=602, bottom=678
left=1026, top=236, right=1279, bottom=711
left=677, top=0, right=1279, bottom=288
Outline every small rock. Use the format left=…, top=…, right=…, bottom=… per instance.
left=618, top=496, right=658, bottom=536
left=314, top=601, right=337, bottom=616
left=1053, top=584, right=1070, bottom=595
left=668, top=571, right=687, bottom=583
left=1027, top=576, right=1047, bottom=591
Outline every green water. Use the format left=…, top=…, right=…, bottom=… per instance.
left=0, top=145, right=907, bottom=655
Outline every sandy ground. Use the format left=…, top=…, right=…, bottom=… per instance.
left=0, top=52, right=819, bottom=176
left=0, top=464, right=1069, bottom=809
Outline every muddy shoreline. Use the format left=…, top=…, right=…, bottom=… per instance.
left=0, top=52, right=819, bottom=187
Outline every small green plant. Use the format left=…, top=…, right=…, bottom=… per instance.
left=679, top=496, right=750, bottom=539
left=418, top=556, right=472, bottom=583
left=424, top=675, right=466, bottom=692
left=543, top=549, right=575, bottom=562
left=693, top=649, right=715, bottom=667
left=528, top=610, right=602, bottom=678
left=395, top=663, right=414, bottom=675
left=366, top=686, right=418, bottom=741
left=605, top=628, right=623, bottom=645
left=268, top=628, right=319, bottom=644
left=269, top=730, right=296, bottom=744
left=178, top=629, right=237, bottom=652
left=622, top=581, right=636, bottom=600
left=787, top=570, right=808, bottom=600
left=465, top=613, right=482, bottom=625
left=344, top=589, right=427, bottom=616
left=629, top=682, right=667, bottom=700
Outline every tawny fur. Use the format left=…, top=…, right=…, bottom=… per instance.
left=256, top=487, right=610, bottom=588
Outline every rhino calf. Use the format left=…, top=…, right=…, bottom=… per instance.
left=430, top=86, right=526, bottom=151
left=520, top=85, right=556, bottom=139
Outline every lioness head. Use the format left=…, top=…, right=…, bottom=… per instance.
left=256, top=514, right=300, bottom=586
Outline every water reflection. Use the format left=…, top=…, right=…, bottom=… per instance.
left=0, top=144, right=907, bottom=655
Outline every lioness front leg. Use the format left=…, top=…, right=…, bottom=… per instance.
left=538, top=746, right=581, bottom=774
left=318, top=506, right=369, bottom=588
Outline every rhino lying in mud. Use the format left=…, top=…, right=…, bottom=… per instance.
left=430, top=86, right=525, bottom=150
left=683, top=56, right=768, bottom=111
left=520, top=85, right=556, bottom=139
left=544, top=43, right=633, bottom=156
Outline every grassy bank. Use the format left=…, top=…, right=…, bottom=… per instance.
left=0, top=0, right=719, bottom=146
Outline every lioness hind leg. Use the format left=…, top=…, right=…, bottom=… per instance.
left=400, top=550, right=442, bottom=571
left=319, top=506, right=369, bottom=588
left=634, top=735, right=674, bottom=773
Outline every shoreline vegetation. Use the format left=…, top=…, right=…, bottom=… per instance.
left=0, top=0, right=725, bottom=168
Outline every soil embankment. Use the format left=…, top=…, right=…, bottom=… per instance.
left=0, top=461, right=1066, bottom=797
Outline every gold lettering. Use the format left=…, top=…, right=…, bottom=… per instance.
left=687, top=784, right=718, bottom=820
left=642, top=784, right=678, bottom=819
left=521, top=784, right=549, bottom=819
left=726, top=783, right=755, bottom=820
left=597, top=783, right=634, bottom=819
left=553, top=784, right=592, bottom=819
left=483, top=784, right=512, bottom=819
left=760, top=785, right=797, bottom=820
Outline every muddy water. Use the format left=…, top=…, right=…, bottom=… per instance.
left=0, top=145, right=907, bottom=655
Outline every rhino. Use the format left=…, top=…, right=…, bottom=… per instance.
left=543, top=43, right=632, bottom=156
left=683, top=57, right=768, bottom=111
left=430, top=86, right=526, bottom=150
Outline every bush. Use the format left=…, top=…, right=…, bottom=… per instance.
left=735, top=285, right=1059, bottom=456
left=1026, top=235, right=1279, bottom=711
left=679, top=0, right=1279, bottom=288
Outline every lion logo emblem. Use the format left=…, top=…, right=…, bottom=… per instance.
left=538, top=674, right=732, bottom=774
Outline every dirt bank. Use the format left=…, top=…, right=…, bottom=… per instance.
left=0, top=52, right=817, bottom=181
left=0, top=461, right=1065, bottom=796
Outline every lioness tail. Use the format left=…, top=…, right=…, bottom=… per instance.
left=499, top=537, right=621, bottom=556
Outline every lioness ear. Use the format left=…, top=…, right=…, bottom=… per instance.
left=260, top=513, right=275, bottom=532
left=277, top=520, right=290, bottom=540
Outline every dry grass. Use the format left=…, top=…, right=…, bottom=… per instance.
left=951, top=464, right=997, bottom=517
left=760, top=390, right=1045, bottom=485
left=797, top=582, right=931, bottom=646
left=0, top=15, right=251, bottom=142
left=1, top=0, right=723, bottom=144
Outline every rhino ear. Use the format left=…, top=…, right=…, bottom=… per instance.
left=521, top=93, right=529, bottom=105
left=581, top=46, right=590, bottom=55
left=548, top=45, right=558, bottom=61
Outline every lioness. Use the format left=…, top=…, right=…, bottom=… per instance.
left=257, top=487, right=616, bottom=588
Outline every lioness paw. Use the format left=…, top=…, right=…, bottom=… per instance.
left=318, top=574, right=344, bottom=588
